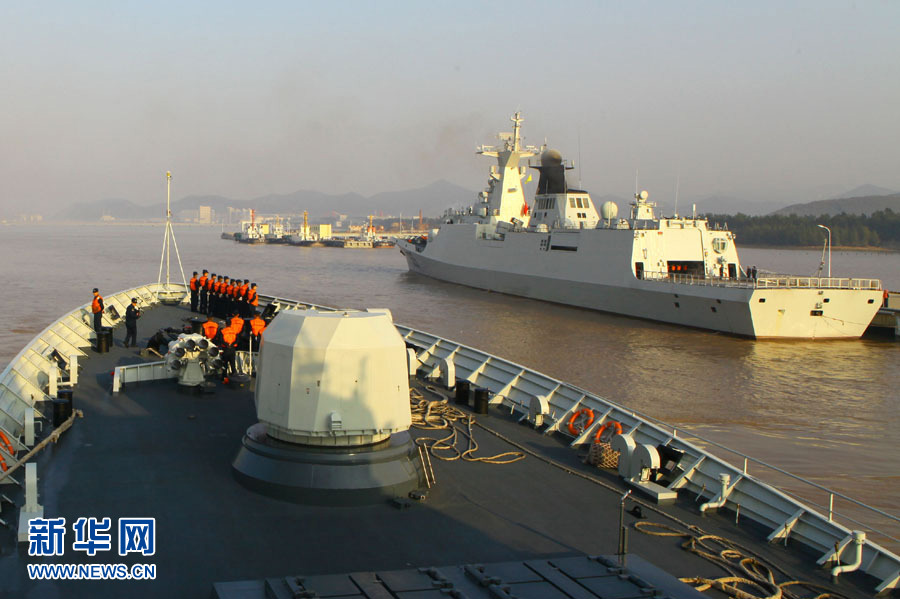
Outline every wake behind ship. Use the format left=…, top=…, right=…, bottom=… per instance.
left=398, top=114, right=883, bottom=338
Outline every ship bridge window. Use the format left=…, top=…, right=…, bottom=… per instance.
left=712, top=238, right=728, bottom=253
left=583, top=198, right=590, bottom=208
left=576, top=197, right=583, bottom=208
left=569, top=198, right=576, bottom=208
left=536, top=198, right=557, bottom=210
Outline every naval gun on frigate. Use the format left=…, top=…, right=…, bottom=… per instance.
left=231, top=308, right=424, bottom=505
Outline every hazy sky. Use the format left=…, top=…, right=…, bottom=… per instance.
left=1, top=1, right=898, bottom=215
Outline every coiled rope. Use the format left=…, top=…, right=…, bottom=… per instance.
left=409, top=387, right=525, bottom=465
left=633, top=521, right=851, bottom=599
left=408, top=385, right=849, bottom=599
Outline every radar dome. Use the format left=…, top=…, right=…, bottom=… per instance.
left=600, top=201, right=619, bottom=220
left=540, top=149, right=563, bottom=166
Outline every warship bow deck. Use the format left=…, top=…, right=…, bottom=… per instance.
left=0, top=287, right=896, bottom=598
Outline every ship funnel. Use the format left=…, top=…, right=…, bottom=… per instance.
left=533, top=149, right=570, bottom=195
left=232, top=309, right=423, bottom=505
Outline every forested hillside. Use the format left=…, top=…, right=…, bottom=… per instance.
left=703, top=209, right=900, bottom=248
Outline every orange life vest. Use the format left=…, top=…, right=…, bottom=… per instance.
left=201, top=320, right=219, bottom=339
left=250, top=317, right=266, bottom=336
left=220, top=326, right=237, bottom=346
left=91, top=295, right=103, bottom=313
left=199, top=275, right=208, bottom=289
left=239, top=283, right=249, bottom=298
left=248, top=289, right=258, bottom=306
left=230, top=316, right=244, bottom=332
left=190, top=276, right=198, bottom=291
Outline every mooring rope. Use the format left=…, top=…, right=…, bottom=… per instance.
left=409, top=387, right=525, bottom=464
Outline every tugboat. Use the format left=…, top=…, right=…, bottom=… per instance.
left=398, top=113, right=883, bottom=338
left=236, top=209, right=266, bottom=244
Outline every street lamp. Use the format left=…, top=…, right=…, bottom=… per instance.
left=817, top=224, right=831, bottom=278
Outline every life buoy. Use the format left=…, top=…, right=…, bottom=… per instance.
left=0, top=430, right=13, bottom=456
left=0, top=454, right=7, bottom=472
left=594, top=420, right=623, bottom=444
left=567, top=408, right=595, bottom=435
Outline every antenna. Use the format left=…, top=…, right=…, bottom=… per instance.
left=634, top=168, right=639, bottom=197
left=156, top=171, right=188, bottom=303
left=674, top=172, right=680, bottom=217
left=577, top=131, right=583, bottom=189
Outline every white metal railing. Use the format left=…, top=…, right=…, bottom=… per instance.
left=0, top=283, right=186, bottom=446
left=3, top=284, right=897, bottom=592
left=396, top=324, right=900, bottom=594
left=641, top=271, right=882, bottom=291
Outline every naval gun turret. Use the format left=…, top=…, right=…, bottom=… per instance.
left=232, top=308, right=424, bottom=504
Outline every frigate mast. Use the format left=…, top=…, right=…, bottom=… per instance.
left=475, top=112, right=538, bottom=225
left=156, top=170, right=188, bottom=303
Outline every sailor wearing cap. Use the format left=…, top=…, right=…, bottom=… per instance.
left=124, top=297, right=142, bottom=348
left=189, top=271, right=199, bottom=312
left=91, top=288, right=104, bottom=332
left=198, top=270, right=209, bottom=313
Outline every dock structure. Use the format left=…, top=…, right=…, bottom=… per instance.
left=869, top=291, right=900, bottom=338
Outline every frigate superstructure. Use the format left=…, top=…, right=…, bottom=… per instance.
left=398, top=114, right=884, bottom=338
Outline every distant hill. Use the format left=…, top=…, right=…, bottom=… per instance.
left=830, top=184, right=896, bottom=200
left=53, top=180, right=475, bottom=221
left=692, top=195, right=787, bottom=217
left=773, top=193, right=900, bottom=217
left=56, top=198, right=155, bottom=221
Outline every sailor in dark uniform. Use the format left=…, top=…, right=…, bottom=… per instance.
left=189, top=271, right=199, bottom=312
left=124, top=297, right=141, bottom=348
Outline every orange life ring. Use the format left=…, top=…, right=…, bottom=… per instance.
left=594, top=420, right=623, bottom=444
left=0, top=455, right=7, bottom=472
left=0, top=430, right=13, bottom=456
left=567, top=408, right=595, bottom=435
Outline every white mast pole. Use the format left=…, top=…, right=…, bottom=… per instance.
left=166, top=171, right=172, bottom=289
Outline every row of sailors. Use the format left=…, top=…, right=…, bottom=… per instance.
left=189, top=270, right=260, bottom=319
left=201, top=312, right=267, bottom=375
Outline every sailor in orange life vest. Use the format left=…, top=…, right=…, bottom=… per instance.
left=246, top=283, right=259, bottom=317
left=248, top=311, right=266, bottom=347
left=198, top=269, right=209, bottom=314
left=189, top=271, right=199, bottom=312
left=201, top=314, right=219, bottom=340
left=217, top=324, right=239, bottom=376
left=91, top=288, right=104, bottom=332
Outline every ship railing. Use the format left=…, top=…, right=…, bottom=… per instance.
left=641, top=271, right=883, bottom=291
left=0, top=283, right=187, bottom=453
left=755, top=276, right=882, bottom=290
left=396, top=324, right=900, bottom=594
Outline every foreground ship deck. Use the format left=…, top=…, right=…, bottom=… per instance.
left=0, top=285, right=897, bottom=598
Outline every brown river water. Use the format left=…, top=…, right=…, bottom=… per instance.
left=1, top=224, right=898, bottom=548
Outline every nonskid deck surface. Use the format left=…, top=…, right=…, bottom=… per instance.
left=0, top=303, right=878, bottom=598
